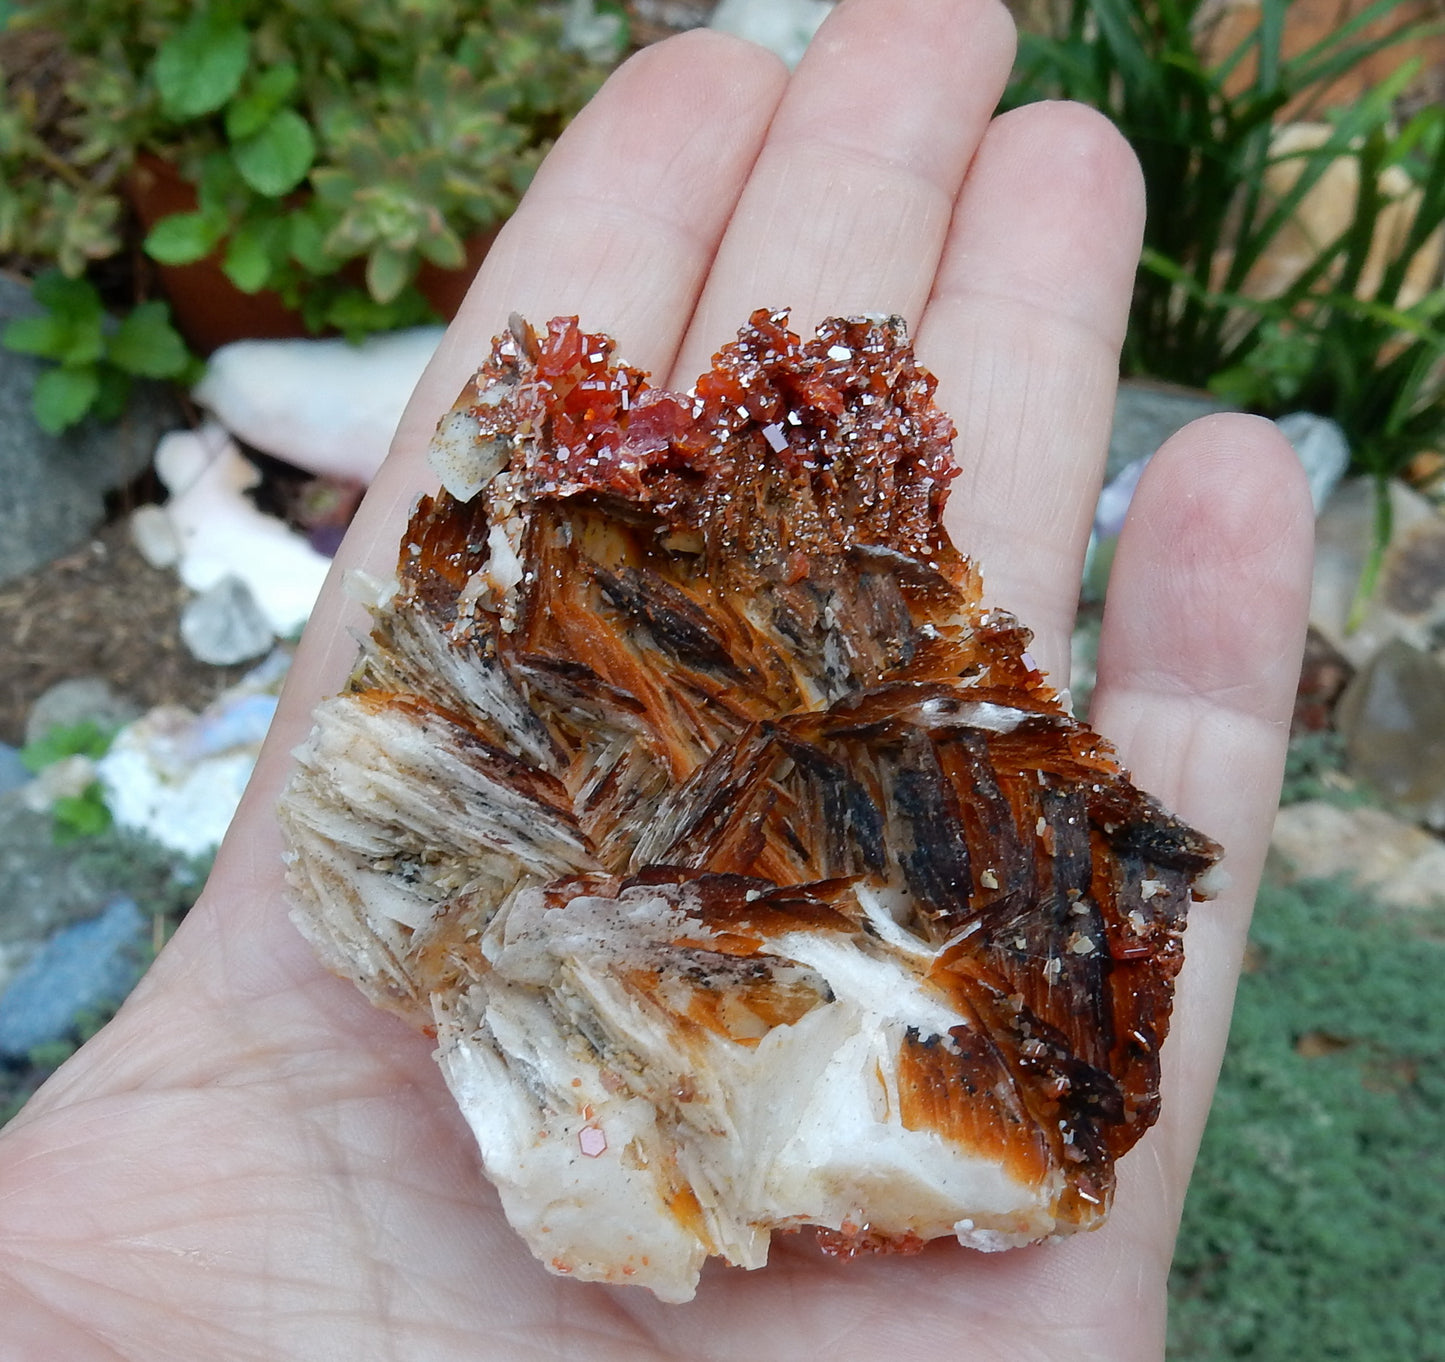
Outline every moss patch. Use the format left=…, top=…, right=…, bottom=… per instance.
left=1169, top=876, right=1445, bottom=1360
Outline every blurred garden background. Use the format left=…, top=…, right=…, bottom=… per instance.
left=1, top=2, right=1442, bottom=1357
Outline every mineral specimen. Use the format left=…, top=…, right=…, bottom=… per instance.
left=279, top=309, right=1222, bottom=1302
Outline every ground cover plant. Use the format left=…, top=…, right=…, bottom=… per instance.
left=1169, top=873, right=1445, bottom=1360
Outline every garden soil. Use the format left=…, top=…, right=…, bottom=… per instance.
left=0, top=513, right=249, bottom=747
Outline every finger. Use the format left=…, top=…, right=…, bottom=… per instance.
left=924, top=418, right=1313, bottom=1362
left=922, top=100, right=1146, bottom=682
left=670, top=0, right=1017, bottom=384
left=1090, top=414, right=1313, bottom=1189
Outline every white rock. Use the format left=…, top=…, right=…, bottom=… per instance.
left=97, top=655, right=287, bottom=858
left=709, top=0, right=832, bottom=66
left=129, top=502, right=182, bottom=569
left=193, top=328, right=444, bottom=482
left=154, top=423, right=332, bottom=637
left=99, top=722, right=256, bottom=859
left=1271, top=800, right=1445, bottom=912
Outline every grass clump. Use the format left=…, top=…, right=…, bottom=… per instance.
left=1005, top=0, right=1445, bottom=492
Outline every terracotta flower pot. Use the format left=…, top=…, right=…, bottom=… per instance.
left=127, top=155, right=496, bottom=356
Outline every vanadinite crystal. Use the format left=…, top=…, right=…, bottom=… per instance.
left=279, top=309, right=1222, bottom=1302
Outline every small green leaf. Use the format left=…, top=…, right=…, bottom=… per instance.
left=32, top=364, right=100, bottom=433
left=232, top=109, right=316, bottom=198
left=10, top=272, right=107, bottom=365
left=52, top=786, right=113, bottom=843
left=153, top=11, right=250, bottom=120
left=196, top=150, right=247, bottom=213
left=2, top=313, right=70, bottom=361
left=224, top=63, right=300, bottom=141
left=19, top=720, right=115, bottom=773
left=144, top=211, right=228, bottom=265
left=107, top=302, right=192, bottom=378
left=418, top=224, right=466, bottom=271
left=31, top=270, right=104, bottom=323
left=322, top=285, right=436, bottom=342
left=28, top=270, right=98, bottom=314
left=365, top=243, right=412, bottom=304
left=91, top=366, right=133, bottom=424
left=222, top=221, right=277, bottom=293
left=287, top=210, right=332, bottom=274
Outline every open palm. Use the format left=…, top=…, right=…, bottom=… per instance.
left=0, top=3, right=1312, bottom=1358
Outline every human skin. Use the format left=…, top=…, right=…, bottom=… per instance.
left=0, top=2, right=1312, bottom=1358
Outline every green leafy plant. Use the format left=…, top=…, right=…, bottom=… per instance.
left=4, top=0, right=628, bottom=338
left=18, top=718, right=114, bottom=769
left=1005, top=0, right=1445, bottom=488
left=18, top=719, right=117, bottom=842
left=0, top=89, right=123, bottom=276
left=0, top=270, right=196, bottom=431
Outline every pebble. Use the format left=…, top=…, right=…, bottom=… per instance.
left=180, top=575, right=276, bottom=666
left=0, top=896, right=148, bottom=1059
left=1274, top=412, right=1350, bottom=513
left=1335, top=639, right=1445, bottom=830
left=1311, top=477, right=1445, bottom=668
left=23, top=676, right=141, bottom=747
left=1270, top=800, right=1445, bottom=915
left=562, top=0, right=628, bottom=60
left=0, top=797, right=133, bottom=993
left=151, top=422, right=331, bottom=638
left=19, top=753, right=97, bottom=814
left=96, top=652, right=287, bottom=857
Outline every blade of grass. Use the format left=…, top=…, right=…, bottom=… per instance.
left=1346, top=476, right=1394, bottom=632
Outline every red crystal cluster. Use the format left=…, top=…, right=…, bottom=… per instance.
left=283, top=308, right=1223, bottom=1295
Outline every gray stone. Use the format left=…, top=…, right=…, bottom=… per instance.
left=1270, top=799, right=1445, bottom=914
left=23, top=676, right=142, bottom=747
left=0, top=794, right=124, bottom=962
left=179, top=575, right=276, bottom=666
left=1108, top=380, right=1234, bottom=480
left=0, top=895, right=147, bottom=1058
left=1335, top=639, right=1445, bottom=830
left=1105, top=388, right=1344, bottom=524
left=0, top=274, right=185, bottom=584
left=1086, top=382, right=1240, bottom=600
left=1274, top=411, right=1350, bottom=512
left=1311, top=478, right=1445, bottom=668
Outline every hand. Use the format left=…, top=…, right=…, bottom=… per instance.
left=0, top=2, right=1312, bottom=1357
